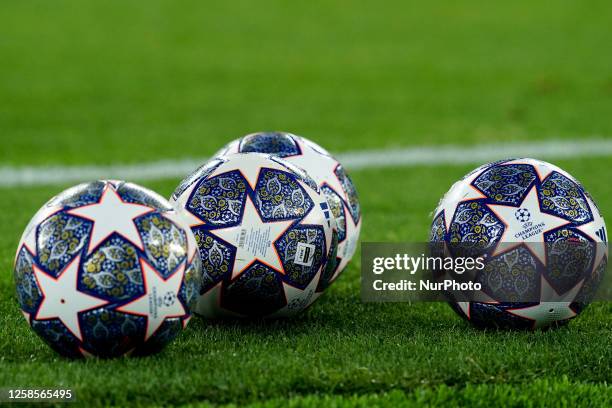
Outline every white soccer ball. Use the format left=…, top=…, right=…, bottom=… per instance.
left=431, top=158, right=608, bottom=329
left=171, top=153, right=338, bottom=318
left=216, top=131, right=361, bottom=281
left=14, top=180, right=201, bottom=358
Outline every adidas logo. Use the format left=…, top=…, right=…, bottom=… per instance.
left=595, top=227, right=607, bottom=243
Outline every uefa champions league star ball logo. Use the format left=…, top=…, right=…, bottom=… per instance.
left=161, top=291, right=177, bottom=308
left=514, top=208, right=531, bottom=223
left=171, top=153, right=338, bottom=318
left=13, top=180, right=202, bottom=358
left=431, top=158, right=608, bottom=330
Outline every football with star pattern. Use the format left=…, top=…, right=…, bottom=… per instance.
left=13, top=180, right=202, bottom=358
left=171, top=152, right=338, bottom=318
left=215, top=131, right=361, bottom=282
left=430, top=158, right=608, bottom=329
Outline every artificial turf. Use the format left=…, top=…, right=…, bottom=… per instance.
left=1, top=1, right=611, bottom=407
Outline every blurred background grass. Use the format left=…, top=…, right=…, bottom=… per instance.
left=2, top=1, right=612, bottom=165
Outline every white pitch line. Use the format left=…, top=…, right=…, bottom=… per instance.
left=339, top=138, right=612, bottom=170
left=1, top=139, right=611, bottom=188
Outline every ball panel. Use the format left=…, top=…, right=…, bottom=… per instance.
left=186, top=171, right=248, bottom=226
left=240, top=132, right=300, bottom=157
left=136, top=213, right=188, bottom=278
left=430, top=213, right=446, bottom=242
left=14, top=249, right=43, bottom=316
left=476, top=247, right=540, bottom=302
left=255, top=168, right=313, bottom=221
left=194, top=229, right=234, bottom=290
left=449, top=201, right=504, bottom=244
left=322, top=186, right=346, bottom=242
left=51, top=181, right=106, bottom=209
left=31, top=318, right=83, bottom=358
left=457, top=303, right=537, bottom=330
left=36, top=213, right=91, bottom=277
left=80, top=236, right=143, bottom=302
left=544, top=228, right=595, bottom=294
left=473, top=164, right=536, bottom=205
left=317, top=229, right=339, bottom=292
left=80, top=308, right=146, bottom=357
left=117, top=182, right=173, bottom=211
left=222, top=263, right=286, bottom=317
left=577, top=257, right=608, bottom=303
left=281, top=289, right=318, bottom=317
left=276, top=226, right=325, bottom=289
left=180, top=256, right=202, bottom=312
left=539, top=173, right=592, bottom=223
left=335, top=164, right=360, bottom=223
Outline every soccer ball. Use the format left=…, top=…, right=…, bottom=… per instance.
left=14, top=180, right=202, bottom=358
left=430, top=158, right=608, bottom=329
left=171, top=152, right=337, bottom=318
left=215, top=131, right=361, bottom=281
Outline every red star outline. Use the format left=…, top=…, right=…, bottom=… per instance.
left=116, top=258, right=187, bottom=341
left=506, top=276, right=580, bottom=330
left=32, top=255, right=109, bottom=341
left=214, top=196, right=295, bottom=282
left=486, top=185, right=571, bottom=266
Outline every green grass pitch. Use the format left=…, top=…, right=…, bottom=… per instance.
left=1, top=1, right=611, bottom=406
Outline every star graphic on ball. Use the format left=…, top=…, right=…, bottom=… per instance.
left=67, top=185, right=154, bottom=253
left=284, top=139, right=349, bottom=204
left=209, top=194, right=294, bottom=280
left=507, top=276, right=583, bottom=329
left=487, top=186, right=570, bottom=265
left=117, top=259, right=187, bottom=341
left=32, top=255, right=109, bottom=341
